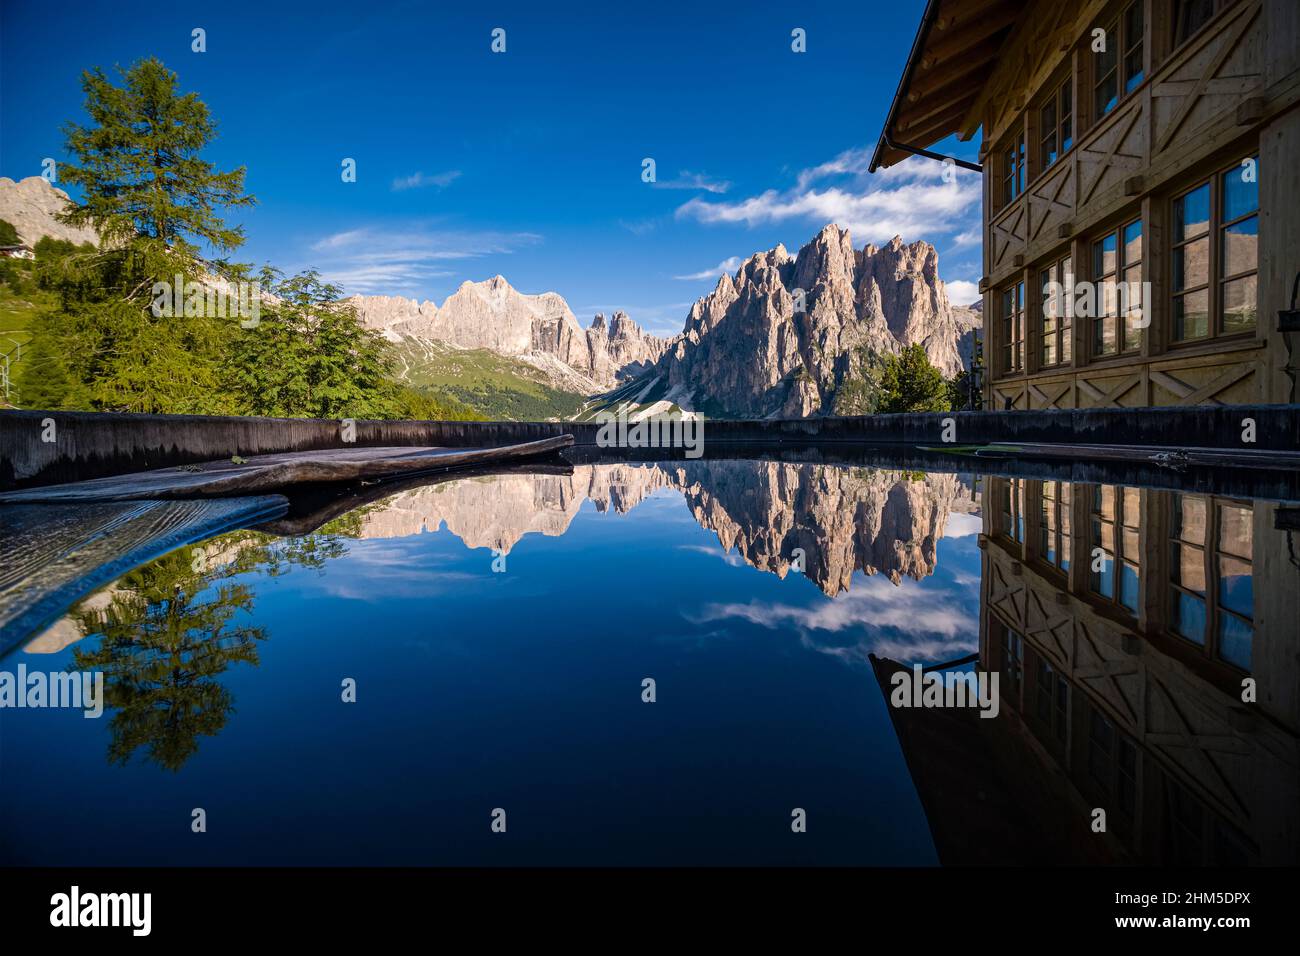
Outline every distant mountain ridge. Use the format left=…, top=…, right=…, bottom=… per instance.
left=348, top=278, right=669, bottom=393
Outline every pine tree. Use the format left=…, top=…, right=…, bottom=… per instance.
left=59, top=57, right=254, bottom=254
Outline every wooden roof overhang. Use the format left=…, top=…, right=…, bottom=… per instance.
left=869, top=0, right=1029, bottom=172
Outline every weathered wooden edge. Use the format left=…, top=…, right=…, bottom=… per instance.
left=0, top=495, right=289, bottom=658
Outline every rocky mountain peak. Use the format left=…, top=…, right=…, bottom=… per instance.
left=643, top=223, right=978, bottom=418
left=0, top=175, right=100, bottom=247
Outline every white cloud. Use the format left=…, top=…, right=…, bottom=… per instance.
left=674, top=255, right=742, bottom=281
left=691, top=572, right=979, bottom=665
left=391, top=170, right=462, bottom=192
left=305, top=225, right=542, bottom=295
left=943, top=511, right=982, bottom=538
left=652, top=170, right=731, bottom=193
left=675, top=150, right=981, bottom=246
left=945, top=279, right=980, bottom=307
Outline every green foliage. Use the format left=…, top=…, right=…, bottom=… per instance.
left=876, top=343, right=950, bottom=414
left=0, top=218, right=19, bottom=245
left=17, top=238, right=242, bottom=413
left=58, top=57, right=254, bottom=254
left=831, top=353, right=884, bottom=416
left=225, top=269, right=402, bottom=419
left=395, top=385, right=485, bottom=421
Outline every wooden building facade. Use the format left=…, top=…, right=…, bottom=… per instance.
left=978, top=476, right=1299, bottom=863
left=872, top=0, right=1300, bottom=409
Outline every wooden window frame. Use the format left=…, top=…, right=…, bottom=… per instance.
left=1092, top=1, right=1145, bottom=123
left=1000, top=280, right=1025, bottom=375
left=1089, top=484, right=1141, bottom=616
left=1168, top=493, right=1254, bottom=672
left=1001, top=128, right=1026, bottom=209
left=1038, top=480, right=1072, bottom=575
left=1170, top=152, right=1260, bottom=345
left=999, top=478, right=1026, bottom=544
left=1037, top=76, right=1074, bottom=175
left=1039, top=253, right=1074, bottom=368
left=1090, top=218, right=1143, bottom=358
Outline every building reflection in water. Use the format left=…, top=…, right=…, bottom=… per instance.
left=972, top=476, right=1299, bottom=865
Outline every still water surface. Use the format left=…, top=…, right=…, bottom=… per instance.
left=2, top=459, right=1295, bottom=865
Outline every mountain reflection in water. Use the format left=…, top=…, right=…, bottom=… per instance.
left=3, top=460, right=1297, bottom=867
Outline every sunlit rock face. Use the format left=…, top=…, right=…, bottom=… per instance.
left=0, top=176, right=100, bottom=246
left=347, top=278, right=668, bottom=390
left=652, top=225, right=976, bottom=417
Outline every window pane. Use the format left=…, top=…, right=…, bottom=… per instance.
left=1176, top=0, right=1214, bottom=44
left=1096, top=316, right=1117, bottom=355
left=1173, top=592, right=1207, bottom=644
left=1222, top=159, right=1259, bottom=221
left=1174, top=289, right=1209, bottom=340
left=1218, top=503, right=1253, bottom=557
left=1095, top=233, right=1117, bottom=276
left=1123, top=4, right=1144, bottom=91
left=1174, top=237, right=1209, bottom=290
left=1124, top=49, right=1144, bottom=91
left=1097, top=485, right=1115, bottom=520
left=1175, top=183, right=1210, bottom=242
left=1123, top=220, right=1142, bottom=263
left=1177, top=496, right=1207, bottom=541
left=1222, top=275, right=1258, bottom=334
left=1222, top=216, right=1258, bottom=277
left=1217, top=555, right=1253, bottom=620
left=1121, top=562, right=1139, bottom=613
left=1096, top=72, right=1118, bottom=118
left=1174, top=543, right=1206, bottom=593
left=1217, top=613, right=1252, bottom=670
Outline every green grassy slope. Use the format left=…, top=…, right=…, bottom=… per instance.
left=390, top=340, right=587, bottom=420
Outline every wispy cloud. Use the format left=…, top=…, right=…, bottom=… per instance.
left=306, top=225, right=542, bottom=296
left=692, top=571, right=979, bottom=666
left=675, top=149, right=981, bottom=246
left=674, top=255, right=742, bottom=281
left=652, top=170, right=731, bottom=194
left=391, top=169, right=462, bottom=192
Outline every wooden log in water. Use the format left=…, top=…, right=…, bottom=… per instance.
left=0, top=436, right=575, bottom=503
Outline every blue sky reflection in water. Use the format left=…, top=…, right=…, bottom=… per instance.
left=1, top=461, right=982, bottom=865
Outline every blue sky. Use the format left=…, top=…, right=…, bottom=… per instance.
left=1, top=0, right=982, bottom=335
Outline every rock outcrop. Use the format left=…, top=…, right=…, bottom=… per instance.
left=348, top=278, right=669, bottom=390
left=648, top=225, right=975, bottom=417
left=0, top=176, right=99, bottom=247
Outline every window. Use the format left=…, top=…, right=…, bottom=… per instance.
left=1001, top=281, right=1025, bottom=373
left=1035, top=657, right=1069, bottom=745
left=1169, top=495, right=1254, bottom=670
left=1039, top=80, right=1074, bottom=171
left=1087, top=707, right=1138, bottom=818
left=1093, top=3, right=1144, bottom=120
left=1003, top=131, right=1026, bottom=206
left=1091, top=220, right=1142, bottom=356
left=1090, top=485, right=1140, bottom=615
left=1041, top=255, right=1074, bottom=367
left=1173, top=156, right=1259, bottom=341
left=1173, top=0, right=1242, bottom=47
left=999, top=478, right=1025, bottom=543
left=1039, top=481, right=1072, bottom=573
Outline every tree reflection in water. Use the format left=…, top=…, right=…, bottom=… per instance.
left=68, top=517, right=360, bottom=771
